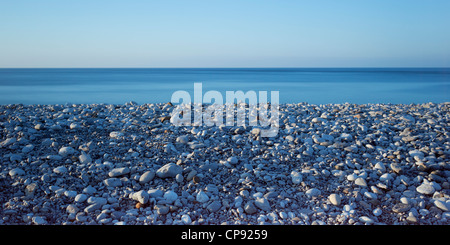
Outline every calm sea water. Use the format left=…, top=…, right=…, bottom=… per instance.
left=0, top=68, right=449, bottom=105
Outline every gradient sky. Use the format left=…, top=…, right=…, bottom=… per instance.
left=1, top=0, right=449, bottom=67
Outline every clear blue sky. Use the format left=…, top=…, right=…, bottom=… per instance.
left=1, top=0, right=449, bottom=67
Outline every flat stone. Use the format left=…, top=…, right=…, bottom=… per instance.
left=176, top=135, right=189, bottom=144
left=22, top=144, right=34, bottom=153
left=109, top=167, right=130, bottom=177
left=79, top=152, right=92, bottom=164
left=104, top=178, right=122, bottom=187
left=32, top=216, right=47, bottom=225
left=254, top=197, right=271, bottom=211
left=87, top=197, right=107, bottom=205
left=406, top=215, right=418, bottom=223
left=83, top=186, right=96, bottom=194
left=196, top=191, right=209, bottom=203
left=359, top=216, right=374, bottom=224
left=109, top=131, right=124, bottom=138
left=228, top=156, right=239, bottom=165
left=434, top=200, right=449, bottom=212
left=53, top=166, right=68, bottom=174
left=409, top=150, right=424, bottom=159
left=155, top=205, right=169, bottom=215
left=139, top=170, right=155, bottom=183
left=58, top=146, right=75, bottom=157
left=9, top=168, right=25, bottom=177
left=207, top=201, right=222, bottom=213
left=75, top=194, right=88, bottom=202
left=392, top=203, right=411, bottom=213
left=111, top=211, right=126, bottom=219
left=66, top=204, right=78, bottom=214
left=164, top=190, right=178, bottom=204
left=328, top=194, right=341, bottom=206
left=244, top=201, right=257, bottom=214
left=305, top=188, right=321, bottom=198
left=156, top=163, right=182, bottom=178
left=290, top=171, right=302, bottom=184
left=0, top=138, right=16, bottom=148
left=416, top=183, right=435, bottom=195
left=355, top=178, right=367, bottom=187
left=148, top=189, right=164, bottom=198
left=64, top=190, right=77, bottom=198
left=84, top=203, right=103, bottom=213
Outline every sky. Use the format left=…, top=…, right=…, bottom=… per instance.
left=0, top=0, right=449, bottom=68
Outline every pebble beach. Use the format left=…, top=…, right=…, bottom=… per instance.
left=1, top=101, right=449, bottom=225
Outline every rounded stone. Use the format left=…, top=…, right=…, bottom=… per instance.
left=416, top=183, right=435, bottom=195
left=156, top=163, right=182, bottom=178
left=328, top=194, right=341, bottom=206
left=392, top=203, right=411, bottom=213
left=139, top=170, right=155, bottom=183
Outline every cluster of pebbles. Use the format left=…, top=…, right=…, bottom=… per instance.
left=0, top=101, right=449, bottom=225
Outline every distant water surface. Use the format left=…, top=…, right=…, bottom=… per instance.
left=0, top=68, right=449, bottom=105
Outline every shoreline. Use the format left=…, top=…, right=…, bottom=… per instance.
left=0, top=102, right=449, bottom=225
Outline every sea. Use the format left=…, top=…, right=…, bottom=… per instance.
left=0, top=68, right=449, bottom=105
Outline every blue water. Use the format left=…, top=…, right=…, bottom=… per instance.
left=0, top=68, right=449, bottom=105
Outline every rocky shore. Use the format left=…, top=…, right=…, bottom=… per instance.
left=0, top=102, right=449, bottom=225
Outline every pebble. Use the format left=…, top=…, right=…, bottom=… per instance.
left=354, top=178, right=368, bottom=187
left=155, top=205, right=169, bottom=215
left=254, top=197, right=271, bottom=211
left=66, top=204, right=79, bottom=214
left=181, top=214, right=192, bottom=225
left=359, top=216, right=374, bottom=224
left=244, top=201, right=257, bottom=214
left=207, top=201, right=222, bottom=213
left=53, top=166, right=68, bottom=174
left=328, top=194, right=341, bottom=206
left=84, top=203, right=103, bottom=213
left=104, top=178, right=122, bottom=187
left=196, top=191, right=210, bottom=203
left=373, top=208, right=382, bottom=216
left=9, top=168, right=25, bottom=177
left=227, top=156, right=239, bottom=165
left=434, top=200, right=449, bottom=212
left=176, top=135, right=189, bottom=144
left=290, top=171, right=302, bottom=184
left=148, top=189, right=164, bottom=198
left=416, top=183, right=435, bottom=195
left=175, top=173, right=184, bottom=183
left=58, top=146, right=75, bottom=157
left=64, top=190, right=77, bottom=198
left=79, top=152, right=92, bottom=164
left=22, top=144, right=34, bottom=153
left=109, top=131, right=124, bottom=138
left=164, top=190, right=178, bottom=204
left=156, top=163, right=183, bottom=178
left=75, top=194, right=88, bottom=203
left=139, top=171, right=155, bottom=183
left=1, top=102, right=449, bottom=225
left=305, top=188, right=321, bottom=198
left=392, top=203, right=411, bottom=213
left=109, top=167, right=131, bottom=177
left=0, top=137, right=16, bottom=147
left=32, top=216, right=47, bottom=225
left=133, top=190, right=149, bottom=204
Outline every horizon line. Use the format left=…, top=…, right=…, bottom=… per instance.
left=1, top=66, right=450, bottom=69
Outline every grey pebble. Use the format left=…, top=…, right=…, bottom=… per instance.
left=156, top=163, right=182, bottom=178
